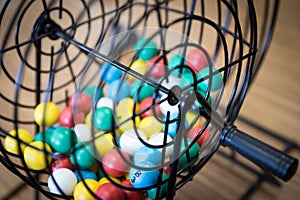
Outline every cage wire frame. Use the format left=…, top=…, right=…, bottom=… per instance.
left=0, top=0, right=297, bottom=200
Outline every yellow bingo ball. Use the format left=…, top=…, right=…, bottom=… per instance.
left=73, top=179, right=99, bottom=200
left=34, top=102, right=60, bottom=127
left=128, top=59, right=147, bottom=82
left=139, top=116, right=162, bottom=138
left=117, top=98, right=139, bottom=117
left=24, top=141, right=52, bottom=170
left=186, top=111, right=201, bottom=127
left=94, top=132, right=115, bottom=158
left=98, top=177, right=121, bottom=186
left=5, top=129, right=33, bottom=155
left=85, top=112, right=92, bottom=128
left=117, top=115, right=140, bottom=134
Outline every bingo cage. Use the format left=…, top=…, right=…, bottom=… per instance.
left=0, top=0, right=298, bottom=200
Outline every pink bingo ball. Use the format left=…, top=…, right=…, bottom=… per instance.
left=187, top=49, right=209, bottom=73
left=68, top=93, right=92, bottom=114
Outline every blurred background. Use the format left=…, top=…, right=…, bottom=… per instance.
left=0, top=0, right=299, bottom=199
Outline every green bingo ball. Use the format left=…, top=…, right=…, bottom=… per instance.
left=50, top=127, right=77, bottom=154
left=130, top=80, right=155, bottom=102
left=147, top=172, right=169, bottom=199
left=197, top=66, right=223, bottom=92
left=34, top=128, right=54, bottom=144
left=70, top=142, right=95, bottom=169
left=135, top=38, right=158, bottom=61
left=83, top=86, right=103, bottom=101
left=168, top=54, right=188, bottom=76
left=92, top=107, right=113, bottom=131
left=178, top=139, right=200, bottom=170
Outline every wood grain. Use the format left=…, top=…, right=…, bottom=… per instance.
left=1, top=0, right=299, bottom=200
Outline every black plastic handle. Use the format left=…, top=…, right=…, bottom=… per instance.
left=220, top=126, right=298, bottom=181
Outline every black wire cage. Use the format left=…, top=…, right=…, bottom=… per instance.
left=0, top=0, right=298, bottom=200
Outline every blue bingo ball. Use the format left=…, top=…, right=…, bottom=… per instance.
left=134, top=146, right=162, bottom=167
left=100, top=63, right=123, bottom=84
left=74, top=170, right=98, bottom=182
left=108, top=80, right=130, bottom=102
left=162, top=114, right=188, bottom=138
left=129, top=161, right=159, bottom=188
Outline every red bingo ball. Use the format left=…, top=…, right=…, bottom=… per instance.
left=121, top=180, right=144, bottom=200
left=95, top=183, right=125, bottom=200
left=68, top=93, right=92, bottom=114
left=147, top=55, right=168, bottom=79
left=51, top=156, right=75, bottom=172
left=103, top=149, right=131, bottom=178
left=187, top=49, right=209, bottom=73
left=187, top=125, right=211, bottom=147
left=139, top=97, right=162, bottom=118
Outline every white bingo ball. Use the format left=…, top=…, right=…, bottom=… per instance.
left=119, top=129, right=147, bottom=156
left=148, top=132, right=173, bottom=158
left=159, top=94, right=179, bottom=116
left=159, top=76, right=181, bottom=96
left=96, top=97, right=114, bottom=110
left=74, top=124, right=92, bottom=142
left=48, top=168, right=77, bottom=195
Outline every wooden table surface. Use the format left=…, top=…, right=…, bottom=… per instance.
left=1, top=0, right=299, bottom=199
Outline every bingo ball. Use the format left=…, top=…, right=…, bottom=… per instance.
left=68, top=93, right=92, bottom=114
left=34, top=128, right=54, bottom=144
left=162, top=114, right=188, bottom=138
left=5, top=129, right=33, bottom=155
left=168, top=54, right=188, bottom=76
left=51, top=156, right=75, bottom=172
left=188, top=125, right=211, bottom=147
left=147, top=172, right=169, bottom=199
left=48, top=168, right=77, bottom=195
left=119, top=129, right=147, bottom=156
left=73, top=179, right=99, bottom=200
left=148, top=132, right=173, bottom=158
left=108, top=80, right=131, bottom=102
left=24, top=141, right=52, bottom=170
left=138, top=116, right=162, bottom=138
left=95, top=183, right=125, bottom=200
left=116, top=97, right=139, bottom=117
left=98, top=177, right=121, bottom=186
left=187, top=48, right=209, bottom=73
left=127, top=59, right=147, bottom=82
left=97, top=97, right=114, bottom=110
left=147, top=55, right=167, bottom=79
left=92, top=107, right=113, bottom=131
left=129, top=161, right=159, bottom=188
left=121, top=180, right=144, bottom=200
left=74, top=170, right=98, bottom=182
left=100, top=62, right=123, bottom=84
left=135, top=38, right=158, bottom=61
left=83, top=86, right=104, bottom=101
left=94, top=132, right=115, bottom=158
left=50, top=126, right=77, bottom=154
left=117, top=115, right=141, bottom=134
left=59, top=107, right=85, bottom=128
left=102, top=149, right=131, bottom=178
left=139, top=97, right=162, bottom=118
left=34, top=102, right=60, bottom=127
left=130, top=80, right=155, bottom=102
left=197, top=66, right=223, bottom=92
left=74, top=124, right=92, bottom=143
left=70, top=142, right=95, bottom=169
left=178, top=139, right=200, bottom=170
left=134, top=146, right=162, bottom=166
